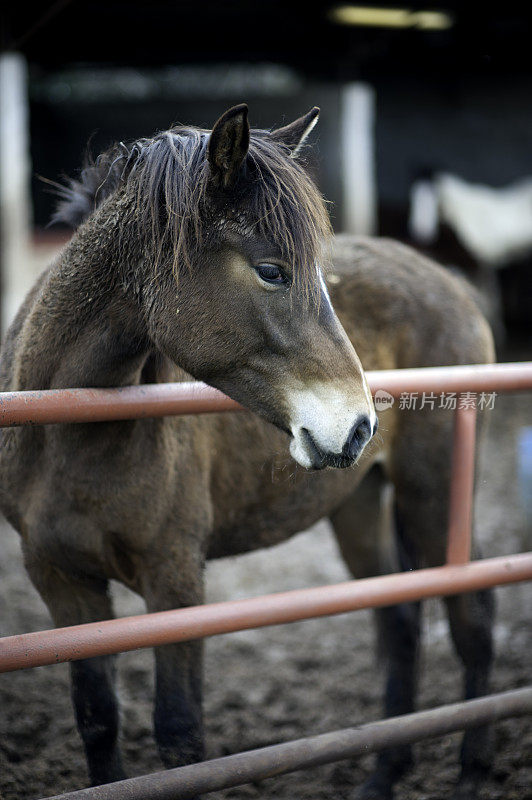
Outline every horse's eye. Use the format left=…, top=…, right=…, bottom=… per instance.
left=255, top=263, right=287, bottom=285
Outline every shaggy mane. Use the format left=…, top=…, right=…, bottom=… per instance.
left=52, top=125, right=332, bottom=294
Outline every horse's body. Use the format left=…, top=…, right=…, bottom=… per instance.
left=0, top=107, right=494, bottom=800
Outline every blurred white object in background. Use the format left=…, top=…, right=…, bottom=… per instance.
left=408, top=178, right=439, bottom=244
left=437, top=174, right=532, bottom=267
left=341, top=82, right=377, bottom=236
left=410, top=170, right=532, bottom=267
left=0, top=52, right=32, bottom=334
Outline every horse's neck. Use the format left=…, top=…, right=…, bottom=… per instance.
left=10, top=229, right=151, bottom=392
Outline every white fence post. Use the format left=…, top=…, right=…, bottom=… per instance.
left=0, top=51, right=32, bottom=334
left=340, top=82, right=377, bottom=236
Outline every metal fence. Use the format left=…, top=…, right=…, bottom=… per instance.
left=1, top=362, right=532, bottom=799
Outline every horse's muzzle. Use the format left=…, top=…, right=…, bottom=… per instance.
left=301, top=414, right=375, bottom=470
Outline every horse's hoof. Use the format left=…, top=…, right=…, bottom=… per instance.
left=355, top=777, right=394, bottom=800
left=451, top=776, right=481, bottom=800
left=89, top=769, right=127, bottom=787
left=451, top=762, right=489, bottom=800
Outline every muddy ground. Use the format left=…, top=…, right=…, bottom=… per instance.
left=0, top=388, right=531, bottom=800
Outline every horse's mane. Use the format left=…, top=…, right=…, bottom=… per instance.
left=52, top=126, right=332, bottom=293
left=52, top=143, right=130, bottom=229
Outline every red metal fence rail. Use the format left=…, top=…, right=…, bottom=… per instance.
left=0, top=553, right=530, bottom=673
left=0, top=362, right=530, bottom=427
left=0, top=361, right=531, bottom=798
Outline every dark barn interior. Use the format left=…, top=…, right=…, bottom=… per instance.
left=3, top=2, right=532, bottom=334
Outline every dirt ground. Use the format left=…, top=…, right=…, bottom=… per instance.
left=0, top=384, right=531, bottom=800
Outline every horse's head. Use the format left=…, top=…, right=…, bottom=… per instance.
left=133, top=105, right=376, bottom=469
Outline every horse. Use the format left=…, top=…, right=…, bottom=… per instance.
left=0, top=105, right=495, bottom=800
left=408, top=169, right=532, bottom=341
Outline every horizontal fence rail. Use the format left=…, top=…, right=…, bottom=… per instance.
left=42, top=688, right=532, bottom=800
left=1, top=553, right=531, bottom=673
left=0, top=361, right=531, bottom=427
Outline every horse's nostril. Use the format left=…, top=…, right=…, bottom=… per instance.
left=344, top=415, right=372, bottom=460
left=301, top=427, right=327, bottom=469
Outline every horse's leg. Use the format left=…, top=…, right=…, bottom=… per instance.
left=389, top=411, right=494, bottom=800
left=444, top=566, right=494, bottom=799
left=141, top=554, right=205, bottom=769
left=330, top=464, right=421, bottom=800
left=24, top=555, right=125, bottom=786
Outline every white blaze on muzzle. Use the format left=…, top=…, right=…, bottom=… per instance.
left=287, top=380, right=376, bottom=469
left=286, top=265, right=376, bottom=468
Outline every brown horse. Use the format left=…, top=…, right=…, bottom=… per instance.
left=0, top=105, right=494, bottom=800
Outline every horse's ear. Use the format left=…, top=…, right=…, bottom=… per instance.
left=208, top=104, right=250, bottom=190
left=271, top=107, right=320, bottom=156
